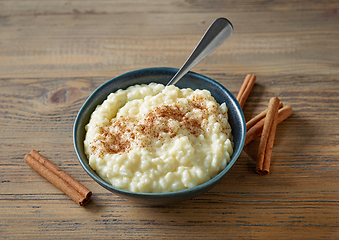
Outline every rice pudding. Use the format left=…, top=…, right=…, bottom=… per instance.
left=84, top=83, right=233, bottom=193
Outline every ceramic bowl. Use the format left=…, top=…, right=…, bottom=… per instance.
left=73, top=67, right=245, bottom=205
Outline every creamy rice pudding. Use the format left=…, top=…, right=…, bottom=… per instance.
left=84, top=83, right=233, bottom=193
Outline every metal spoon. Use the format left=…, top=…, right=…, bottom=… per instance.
left=166, top=18, right=233, bottom=86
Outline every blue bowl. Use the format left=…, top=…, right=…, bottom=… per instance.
left=73, top=67, right=245, bottom=205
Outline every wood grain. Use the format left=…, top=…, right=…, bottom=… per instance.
left=1, top=0, right=339, bottom=239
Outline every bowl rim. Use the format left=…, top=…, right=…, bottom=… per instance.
left=73, top=67, right=245, bottom=197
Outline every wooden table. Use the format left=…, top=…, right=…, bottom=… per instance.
left=1, top=1, right=338, bottom=239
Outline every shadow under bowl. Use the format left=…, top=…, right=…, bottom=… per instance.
left=73, top=67, right=245, bottom=205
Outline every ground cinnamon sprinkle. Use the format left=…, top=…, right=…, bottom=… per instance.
left=90, top=94, right=226, bottom=157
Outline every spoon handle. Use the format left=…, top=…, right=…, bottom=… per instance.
left=166, top=18, right=233, bottom=86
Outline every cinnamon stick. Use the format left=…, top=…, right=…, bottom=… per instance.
left=246, top=101, right=283, bottom=130
left=25, top=150, right=92, bottom=206
left=256, top=97, right=280, bottom=175
left=245, top=105, right=293, bottom=146
left=237, top=74, right=256, bottom=109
